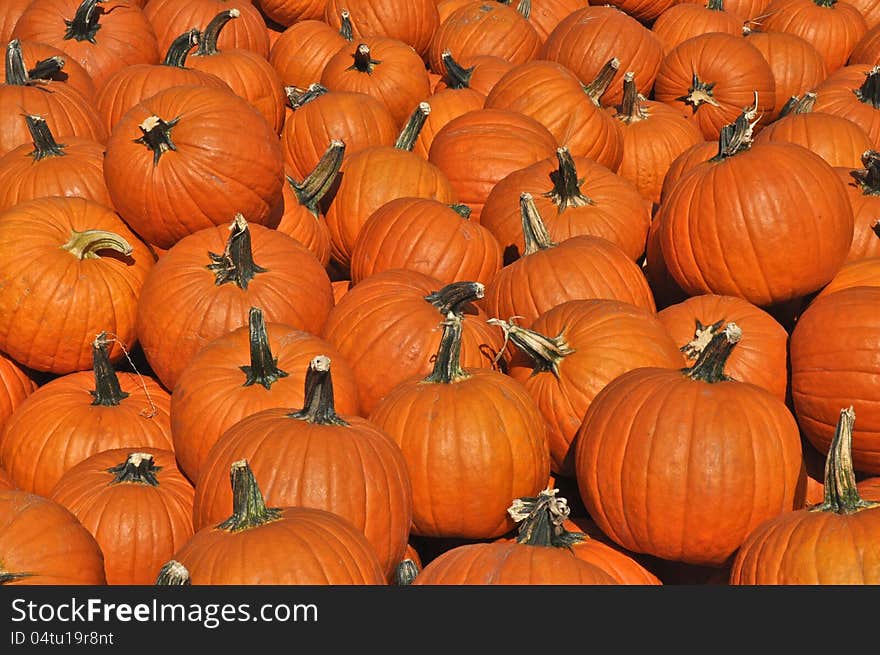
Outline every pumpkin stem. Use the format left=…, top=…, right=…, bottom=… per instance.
left=61, top=229, right=133, bottom=261
left=710, top=97, right=760, bottom=161
left=287, top=355, right=349, bottom=426
left=682, top=322, right=741, bottom=382
left=520, top=192, right=557, bottom=255
left=812, top=0, right=837, bottom=6
left=135, top=115, right=180, bottom=166
left=0, top=571, right=33, bottom=584
left=64, top=0, right=104, bottom=44
left=855, top=66, right=880, bottom=109
left=197, top=9, right=239, bottom=56
left=851, top=150, right=880, bottom=196
left=348, top=43, right=381, bottom=74
left=450, top=203, right=472, bottom=219
left=27, top=56, right=67, bottom=84
left=487, top=317, right=574, bottom=379
left=544, top=147, right=594, bottom=211
left=616, top=71, right=649, bottom=123
left=240, top=307, right=289, bottom=390
left=393, top=559, right=419, bottom=586
left=873, top=219, right=880, bottom=240
left=339, top=9, right=354, bottom=41
left=679, top=72, right=723, bottom=111
left=423, top=313, right=470, bottom=384
left=778, top=92, right=816, bottom=117
left=4, top=39, right=30, bottom=86
left=288, top=139, right=345, bottom=214
left=440, top=50, right=474, bottom=89
left=395, top=102, right=431, bottom=151
left=107, top=452, right=162, bottom=486
left=582, top=57, right=620, bottom=106
left=25, top=115, right=66, bottom=160
left=206, top=214, right=268, bottom=290
left=811, top=407, right=880, bottom=514
left=680, top=319, right=725, bottom=360
left=285, top=82, right=328, bottom=110
left=706, top=0, right=725, bottom=9
left=424, top=280, right=485, bottom=317
left=217, top=459, right=283, bottom=532
left=155, top=560, right=191, bottom=585
left=508, top=489, right=587, bottom=548
left=163, top=28, right=200, bottom=67
left=88, top=332, right=130, bottom=406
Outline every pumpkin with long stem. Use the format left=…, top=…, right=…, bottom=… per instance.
left=410, top=83, right=485, bottom=160
left=812, top=64, right=880, bottom=145
left=432, top=50, right=514, bottom=96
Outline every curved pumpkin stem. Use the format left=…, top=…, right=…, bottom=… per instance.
left=508, top=488, right=586, bottom=548
left=811, top=407, right=880, bottom=514
left=196, top=9, right=239, bottom=57
left=217, top=459, right=282, bottom=532
left=61, top=229, right=133, bottom=261
left=487, top=317, right=574, bottom=379
left=855, top=66, right=880, bottom=109
left=582, top=58, right=620, bottom=106
left=424, top=280, right=485, bottom=317
left=24, top=115, right=66, bottom=160
left=520, top=192, right=557, bottom=255
left=615, top=72, right=649, bottom=124
left=206, top=214, right=268, bottom=290
left=440, top=50, right=474, bottom=89
left=711, top=97, right=761, bottom=161
left=288, top=139, right=345, bottom=215
left=348, top=43, right=381, bottom=74
left=163, top=28, right=200, bottom=67
left=89, top=332, right=130, bottom=407
left=851, top=150, right=880, bottom=196
left=545, top=147, right=595, bottom=211
left=155, top=560, right=191, bottom=585
left=682, top=322, right=741, bottom=383
left=393, top=559, right=419, bottom=586
left=287, top=355, right=349, bottom=426
left=423, top=313, right=469, bottom=384
left=107, top=452, right=162, bottom=486
left=240, top=307, right=289, bottom=390
left=395, top=102, right=431, bottom=152
left=64, top=0, right=105, bottom=43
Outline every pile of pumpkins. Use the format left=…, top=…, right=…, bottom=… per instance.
left=0, top=0, right=879, bottom=586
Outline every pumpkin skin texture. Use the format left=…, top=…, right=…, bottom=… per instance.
left=851, top=23, right=880, bottom=64
left=0, top=196, right=153, bottom=375
left=815, top=257, right=880, bottom=298
left=562, top=516, right=663, bottom=584
left=651, top=0, right=744, bottom=57
left=836, top=154, right=880, bottom=261
left=790, top=286, right=880, bottom=474
left=753, top=111, right=872, bottom=169
left=171, top=308, right=361, bottom=484
left=321, top=272, right=505, bottom=415
left=657, top=294, right=790, bottom=401
left=574, top=324, right=805, bottom=567
left=432, top=52, right=514, bottom=96
left=103, top=84, right=284, bottom=250
left=0, top=337, right=173, bottom=497
left=0, top=466, right=14, bottom=491
left=256, top=0, right=327, bottom=25
left=135, top=217, right=334, bottom=391
left=0, top=354, right=36, bottom=435
left=323, top=0, right=440, bottom=59
left=0, top=490, right=107, bottom=585
left=269, top=18, right=350, bottom=90
left=48, top=449, right=194, bottom=586
left=812, top=64, right=880, bottom=147
left=673, top=0, right=770, bottom=21
left=274, top=159, right=334, bottom=268
left=171, top=460, right=386, bottom=585
left=0, top=0, right=31, bottom=46
left=411, top=86, right=486, bottom=160
left=192, top=356, right=412, bottom=580
left=495, top=299, right=685, bottom=476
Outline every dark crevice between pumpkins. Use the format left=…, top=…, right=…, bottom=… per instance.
left=206, top=214, right=267, bottom=290
left=216, top=459, right=283, bottom=532
left=64, top=0, right=105, bottom=44
left=240, top=307, right=288, bottom=390
left=107, top=452, right=162, bottom=486
left=682, top=321, right=742, bottom=383
left=89, top=332, right=130, bottom=406
left=287, top=355, right=349, bottom=426
left=288, top=139, right=345, bottom=216
left=486, top=317, right=575, bottom=380
left=156, top=560, right=191, bottom=585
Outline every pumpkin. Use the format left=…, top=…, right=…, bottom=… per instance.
left=652, top=0, right=744, bottom=56
left=103, top=84, right=284, bottom=250
left=192, top=355, right=412, bottom=579
left=0, top=490, right=106, bottom=585
left=815, top=256, right=880, bottom=298
left=48, top=449, right=194, bottom=585
left=491, top=299, right=684, bottom=475
left=255, top=0, right=327, bottom=25
left=0, top=196, right=152, bottom=374
left=482, top=193, right=656, bottom=327
left=350, top=198, right=503, bottom=287
left=135, top=215, right=333, bottom=391
left=812, top=64, right=880, bottom=147
left=268, top=12, right=352, bottom=89
left=842, top=0, right=880, bottom=29
left=0, top=0, right=30, bottom=46
left=18, top=38, right=98, bottom=100
left=0, top=466, right=14, bottom=491
left=0, top=114, right=113, bottom=212
left=323, top=0, right=440, bottom=59
left=170, top=306, right=361, bottom=483
left=850, top=23, right=880, bottom=64
left=0, top=353, right=35, bottom=438
left=730, top=407, right=880, bottom=584
left=0, top=333, right=173, bottom=497
left=601, top=0, right=677, bottom=23
left=657, top=138, right=717, bottom=204
left=674, top=0, right=770, bottom=20
left=837, top=151, right=880, bottom=261
left=574, top=322, right=805, bottom=567
left=432, top=51, right=514, bottom=95
left=410, top=86, right=485, bottom=159
left=790, top=285, right=880, bottom=474
left=13, top=0, right=161, bottom=91
left=169, top=459, right=387, bottom=584
left=369, top=313, right=550, bottom=539
left=410, top=490, right=616, bottom=584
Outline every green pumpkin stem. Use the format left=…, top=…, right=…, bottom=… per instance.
left=288, top=139, right=345, bottom=214
left=25, top=115, right=66, bottom=160
left=206, top=214, right=268, bottom=290
left=811, top=406, right=880, bottom=514
left=163, top=28, right=200, bottom=67
left=285, top=82, right=328, bottom=110
left=217, top=459, right=283, bottom=532
left=348, top=43, right=381, bottom=74
left=582, top=57, right=620, bottom=106
left=450, top=203, right=472, bottom=219
left=423, top=313, right=469, bottom=384
left=424, top=280, right=485, bottom=317
left=508, top=489, right=587, bottom=548
left=27, top=56, right=66, bottom=84
left=395, top=102, right=431, bottom=151
left=393, top=560, right=419, bottom=586
left=4, top=39, right=30, bottom=85
left=339, top=9, right=354, bottom=41
left=683, top=322, right=741, bottom=382
left=197, top=9, right=239, bottom=56
left=711, top=97, right=760, bottom=161
left=851, top=150, right=880, bottom=196
left=107, top=452, right=161, bottom=486
left=155, top=560, right=191, bottom=585
left=520, top=192, right=556, bottom=255
left=135, top=115, right=180, bottom=166
left=545, top=147, right=594, bottom=211
left=440, top=50, right=474, bottom=89
left=61, top=229, right=133, bottom=261
left=486, top=318, right=574, bottom=379
left=240, top=307, right=289, bottom=390
left=64, top=0, right=104, bottom=43
left=616, top=71, right=649, bottom=123
left=287, top=355, right=349, bottom=426
left=855, top=66, right=880, bottom=109
left=89, top=332, right=130, bottom=407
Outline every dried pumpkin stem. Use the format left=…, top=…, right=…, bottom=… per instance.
left=450, top=203, right=472, bottom=219
left=486, top=318, right=574, bottom=379
left=64, top=0, right=104, bottom=43
left=89, top=332, right=130, bottom=406
left=4, top=40, right=29, bottom=86
left=217, top=459, right=283, bottom=532
left=778, top=92, right=816, bottom=117
left=287, top=355, right=349, bottom=426
left=855, top=66, right=880, bottom=109
left=680, top=319, right=725, bottom=360
left=285, top=82, right=328, bottom=110
left=545, top=147, right=594, bottom=211
left=680, top=72, right=722, bottom=111
left=395, top=102, right=431, bottom=151
left=155, top=560, right=191, bottom=585
left=206, top=214, right=268, bottom=290
left=520, top=192, right=556, bottom=255
left=61, top=229, right=133, bottom=261
left=851, top=149, right=880, bottom=195
left=616, top=72, right=649, bottom=123
left=107, top=452, right=162, bottom=486
left=289, top=139, right=345, bottom=213
left=423, top=313, right=469, bottom=384
left=0, top=571, right=32, bottom=584
left=682, top=322, right=741, bottom=383
left=424, top=280, right=484, bottom=317
left=135, top=115, right=180, bottom=166
left=27, top=56, right=66, bottom=83
left=349, top=43, right=381, bottom=74
left=440, top=50, right=474, bottom=89
left=393, top=559, right=419, bottom=586
left=508, top=489, right=586, bottom=548
left=711, top=98, right=760, bottom=161
left=163, top=28, right=200, bottom=67
left=25, top=115, right=66, bottom=160
left=338, top=9, right=353, bottom=41
left=706, top=0, right=725, bottom=9
left=240, top=307, right=289, bottom=390
left=197, top=9, right=239, bottom=56
left=582, top=57, right=620, bottom=106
